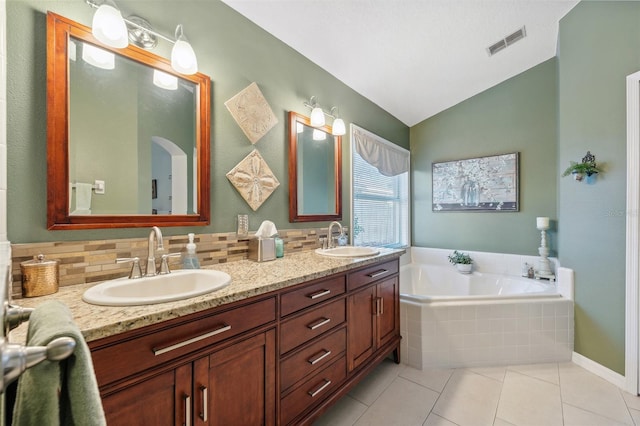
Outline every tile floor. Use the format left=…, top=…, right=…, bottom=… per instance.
left=314, top=360, right=640, bottom=426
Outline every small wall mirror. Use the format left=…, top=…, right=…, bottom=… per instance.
left=46, top=12, right=211, bottom=229
left=288, top=111, right=342, bottom=222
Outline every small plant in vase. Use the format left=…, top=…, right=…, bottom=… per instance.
left=561, top=151, right=602, bottom=183
left=448, top=250, right=473, bottom=274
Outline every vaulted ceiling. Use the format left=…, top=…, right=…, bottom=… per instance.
left=221, top=0, right=579, bottom=126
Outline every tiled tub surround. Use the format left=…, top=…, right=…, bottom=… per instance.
left=10, top=247, right=401, bottom=344
left=399, top=247, right=574, bottom=369
left=10, top=227, right=343, bottom=299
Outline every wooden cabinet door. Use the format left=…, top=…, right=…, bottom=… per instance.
left=101, top=365, right=191, bottom=426
left=198, top=329, right=276, bottom=426
left=376, top=276, right=399, bottom=349
left=347, top=285, right=376, bottom=371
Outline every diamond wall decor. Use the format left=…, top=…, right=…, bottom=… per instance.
left=226, top=149, right=280, bottom=211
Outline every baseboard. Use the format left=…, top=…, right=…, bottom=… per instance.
left=572, top=352, right=627, bottom=390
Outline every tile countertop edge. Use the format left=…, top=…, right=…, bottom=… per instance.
left=10, top=248, right=405, bottom=344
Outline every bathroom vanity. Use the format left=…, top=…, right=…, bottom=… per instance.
left=78, top=252, right=402, bottom=425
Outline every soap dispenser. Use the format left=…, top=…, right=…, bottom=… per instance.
left=182, top=233, right=200, bottom=269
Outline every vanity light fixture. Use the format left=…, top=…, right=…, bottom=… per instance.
left=330, top=107, right=346, bottom=136
left=91, top=0, right=128, bottom=48
left=306, top=96, right=325, bottom=127
left=171, top=25, right=198, bottom=75
left=303, top=97, right=346, bottom=134
left=86, top=0, right=199, bottom=75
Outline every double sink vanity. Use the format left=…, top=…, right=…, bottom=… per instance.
left=35, top=11, right=403, bottom=425
left=13, top=245, right=403, bottom=425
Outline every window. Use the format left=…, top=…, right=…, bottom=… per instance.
left=351, top=125, right=410, bottom=248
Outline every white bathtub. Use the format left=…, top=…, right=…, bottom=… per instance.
left=400, top=264, right=560, bottom=303
left=399, top=248, right=574, bottom=369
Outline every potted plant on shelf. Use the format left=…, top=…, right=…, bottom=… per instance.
left=448, top=250, right=473, bottom=274
left=562, top=160, right=602, bottom=183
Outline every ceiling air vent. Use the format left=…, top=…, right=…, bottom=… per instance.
left=487, top=26, right=527, bottom=56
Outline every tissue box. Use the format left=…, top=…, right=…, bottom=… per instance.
left=248, top=238, right=276, bottom=262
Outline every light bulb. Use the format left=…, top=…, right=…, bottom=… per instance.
left=332, top=118, right=346, bottom=136
left=82, top=43, right=115, bottom=69
left=153, top=70, right=178, bottom=90
left=313, top=129, right=327, bottom=141
left=171, top=25, right=198, bottom=75
left=91, top=1, right=128, bottom=48
left=310, top=107, right=325, bottom=127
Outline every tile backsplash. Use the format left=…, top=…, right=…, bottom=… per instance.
left=10, top=227, right=344, bottom=299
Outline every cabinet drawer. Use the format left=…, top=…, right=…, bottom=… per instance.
left=280, top=356, right=346, bottom=426
left=280, top=298, right=346, bottom=354
left=281, top=327, right=346, bottom=393
left=281, top=275, right=346, bottom=317
left=92, top=297, right=276, bottom=386
left=348, top=259, right=399, bottom=291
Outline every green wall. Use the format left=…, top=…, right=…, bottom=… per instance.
left=6, top=0, right=409, bottom=243
left=558, top=1, right=640, bottom=375
left=411, top=58, right=558, bottom=255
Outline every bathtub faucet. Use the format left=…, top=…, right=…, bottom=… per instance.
left=327, top=221, right=343, bottom=249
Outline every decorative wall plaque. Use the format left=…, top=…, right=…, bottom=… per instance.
left=225, top=82, right=278, bottom=144
left=226, top=149, right=280, bottom=211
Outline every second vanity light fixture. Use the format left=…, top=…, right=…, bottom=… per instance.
left=303, top=96, right=346, bottom=136
left=86, top=0, right=199, bottom=75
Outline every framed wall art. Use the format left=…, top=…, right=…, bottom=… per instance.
left=432, top=152, right=519, bottom=212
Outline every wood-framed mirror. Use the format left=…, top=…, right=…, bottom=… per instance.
left=288, top=111, right=342, bottom=222
left=46, top=12, right=211, bottom=230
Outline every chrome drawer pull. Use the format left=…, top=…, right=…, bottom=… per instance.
left=184, top=394, right=191, bottom=426
left=200, top=386, right=208, bottom=422
left=153, top=324, right=232, bottom=356
left=308, top=317, right=331, bottom=330
left=308, top=350, right=332, bottom=365
left=367, top=269, right=388, bottom=278
left=308, top=289, right=331, bottom=299
left=308, top=379, right=332, bottom=397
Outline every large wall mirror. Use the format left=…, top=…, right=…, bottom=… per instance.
left=46, top=12, right=211, bottom=229
left=288, top=111, right=342, bottom=222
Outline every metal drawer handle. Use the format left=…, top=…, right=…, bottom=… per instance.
left=308, top=317, right=331, bottom=330
left=308, top=289, right=331, bottom=299
left=367, top=269, right=388, bottom=278
left=308, top=350, right=332, bottom=365
left=308, top=379, right=332, bottom=397
left=184, top=394, right=191, bottom=426
left=200, top=386, right=208, bottom=422
left=153, top=324, right=232, bottom=356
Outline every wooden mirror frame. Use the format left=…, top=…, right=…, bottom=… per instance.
left=46, top=12, right=211, bottom=230
left=288, top=111, right=342, bottom=222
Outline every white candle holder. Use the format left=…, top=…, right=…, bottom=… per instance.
left=535, top=217, right=555, bottom=281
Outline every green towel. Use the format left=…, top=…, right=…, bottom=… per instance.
left=12, top=300, right=106, bottom=426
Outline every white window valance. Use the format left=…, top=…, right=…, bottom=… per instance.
left=352, top=125, right=409, bottom=177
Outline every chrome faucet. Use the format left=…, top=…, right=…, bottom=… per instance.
left=327, top=221, right=343, bottom=249
left=145, top=226, right=164, bottom=276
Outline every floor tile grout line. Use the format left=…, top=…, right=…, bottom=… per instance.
left=427, top=367, right=476, bottom=426
left=559, top=364, right=635, bottom=425
left=619, top=387, right=639, bottom=426
left=491, top=369, right=506, bottom=426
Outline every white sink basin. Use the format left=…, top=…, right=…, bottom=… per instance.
left=315, top=246, right=380, bottom=258
left=82, top=269, right=232, bottom=306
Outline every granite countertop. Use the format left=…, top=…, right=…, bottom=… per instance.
left=10, top=248, right=404, bottom=344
